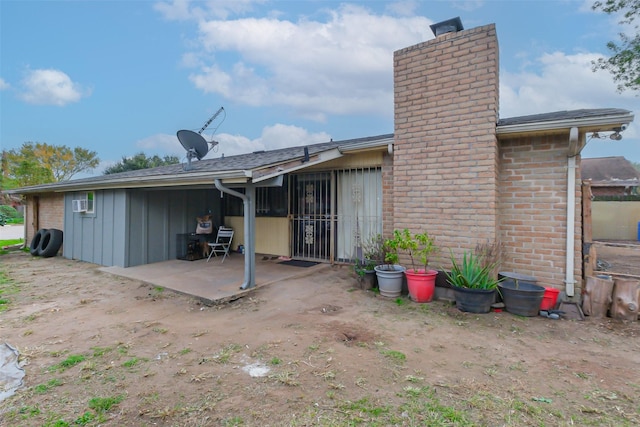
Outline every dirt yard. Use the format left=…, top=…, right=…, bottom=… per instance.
left=594, top=241, right=640, bottom=278
left=1, top=252, right=639, bottom=427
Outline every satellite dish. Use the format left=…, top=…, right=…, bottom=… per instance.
left=176, top=106, right=225, bottom=170
left=177, top=130, right=209, bottom=160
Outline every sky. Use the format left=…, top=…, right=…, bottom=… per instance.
left=1, top=0, right=639, bottom=179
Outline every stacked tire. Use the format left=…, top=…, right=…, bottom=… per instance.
left=29, top=228, right=64, bottom=258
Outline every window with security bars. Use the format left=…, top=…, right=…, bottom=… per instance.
left=223, top=178, right=288, bottom=217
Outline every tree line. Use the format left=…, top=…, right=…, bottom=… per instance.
left=1, top=142, right=179, bottom=190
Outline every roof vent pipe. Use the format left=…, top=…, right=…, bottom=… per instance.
left=430, top=17, right=464, bottom=37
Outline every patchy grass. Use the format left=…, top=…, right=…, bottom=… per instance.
left=0, top=239, right=25, bottom=255
left=1, top=253, right=639, bottom=427
left=90, top=346, right=112, bottom=358
left=380, top=349, right=407, bottom=364
left=33, top=379, right=63, bottom=394
left=48, top=354, right=86, bottom=372
left=212, top=343, right=242, bottom=364
left=0, top=269, right=18, bottom=311
left=270, top=370, right=299, bottom=386
left=270, top=356, right=282, bottom=365
left=122, top=357, right=148, bottom=368
left=88, top=395, right=125, bottom=413
left=1, top=238, right=24, bottom=247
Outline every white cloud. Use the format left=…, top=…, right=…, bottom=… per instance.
left=211, top=124, right=331, bottom=158
left=0, top=78, right=9, bottom=90
left=385, top=1, right=419, bottom=17
left=156, top=2, right=639, bottom=160
left=136, top=133, right=187, bottom=156
left=501, top=50, right=640, bottom=162
left=258, top=123, right=331, bottom=150
left=154, top=0, right=197, bottom=21
left=134, top=124, right=330, bottom=161
left=451, top=1, right=485, bottom=12
left=19, top=69, right=88, bottom=106
left=500, top=51, right=638, bottom=118
left=182, top=4, right=432, bottom=120
left=154, top=0, right=265, bottom=21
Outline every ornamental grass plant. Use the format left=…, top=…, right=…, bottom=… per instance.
left=445, top=250, right=501, bottom=290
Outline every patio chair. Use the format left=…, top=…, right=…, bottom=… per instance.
left=206, top=226, right=234, bottom=263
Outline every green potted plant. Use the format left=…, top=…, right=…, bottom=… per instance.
left=354, top=258, right=376, bottom=288
left=394, top=229, right=438, bottom=303
left=354, top=234, right=386, bottom=290
left=373, top=232, right=405, bottom=298
left=445, top=250, right=501, bottom=313
left=361, top=234, right=386, bottom=267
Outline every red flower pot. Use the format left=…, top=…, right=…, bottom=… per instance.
left=405, top=269, right=438, bottom=303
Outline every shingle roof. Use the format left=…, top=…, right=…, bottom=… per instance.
left=581, top=156, right=640, bottom=185
left=6, top=134, right=393, bottom=194
left=497, top=108, right=631, bottom=127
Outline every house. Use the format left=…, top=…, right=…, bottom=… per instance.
left=7, top=19, right=634, bottom=299
left=581, top=157, right=640, bottom=240
left=581, top=156, right=640, bottom=196
left=11, top=136, right=392, bottom=288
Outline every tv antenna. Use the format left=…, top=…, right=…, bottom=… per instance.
left=177, top=106, right=225, bottom=170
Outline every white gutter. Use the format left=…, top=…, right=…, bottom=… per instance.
left=214, top=179, right=254, bottom=290
left=497, top=112, right=634, bottom=135
left=337, top=136, right=394, bottom=153
left=251, top=148, right=344, bottom=183
left=6, top=170, right=249, bottom=194
left=565, top=127, right=579, bottom=297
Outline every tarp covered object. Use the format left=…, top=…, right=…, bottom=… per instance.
left=0, top=342, right=25, bottom=402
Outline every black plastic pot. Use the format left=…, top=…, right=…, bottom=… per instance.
left=360, top=270, right=376, bottom=290
left=453, top=287, right=496, bottom=313
left=498, top=280, right=545, bottom=317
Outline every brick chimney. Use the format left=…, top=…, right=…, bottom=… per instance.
left=391, top=22, right=499, bottom=259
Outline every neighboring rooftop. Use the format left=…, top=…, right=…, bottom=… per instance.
left=581, top=156, right=640, bottom=186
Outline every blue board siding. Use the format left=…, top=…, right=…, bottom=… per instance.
left=65, top=187, right=223, bottom=268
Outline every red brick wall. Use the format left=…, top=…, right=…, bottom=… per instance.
left=392, top=24, right=499, bottom=266
left=25, top=193, right=65, bottom=250
left=499, top=136, right=582, bottom=293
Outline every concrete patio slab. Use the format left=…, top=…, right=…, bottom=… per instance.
left=100, top=254, right=329, bottom=305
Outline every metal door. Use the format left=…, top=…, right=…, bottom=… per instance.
left=290, top=173, right=332, bottom=261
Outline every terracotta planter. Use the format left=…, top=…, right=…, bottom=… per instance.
left=404, top=269, right=437, bottom=303
left=374, top=265, right=406, bottom=298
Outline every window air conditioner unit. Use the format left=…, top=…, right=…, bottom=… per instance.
left=72, top=199, right=88, bottom=213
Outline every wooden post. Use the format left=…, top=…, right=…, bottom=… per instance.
left=582, top=275, right=614, bottom=318
left=581, top=181, right=593, bottom=243
left=581, top=182, right=595, bottom=282
left=610, top=278, right=640, bottom=321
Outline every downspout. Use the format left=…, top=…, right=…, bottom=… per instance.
left=214, top=179, right=255, bottom=290
left=565, top=127, right=579, bottom=297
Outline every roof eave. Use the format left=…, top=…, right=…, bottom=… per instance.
left=338, top=136, right=394, bottom=153
left=251, top=148, right=344, bottom=183
left=496, top=112, right=635, bottom=137
left=5, top=170, right=249, bottom=194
